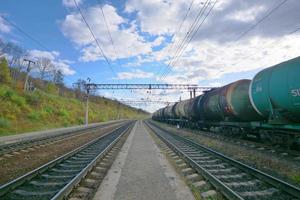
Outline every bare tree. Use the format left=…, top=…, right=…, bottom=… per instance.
left=74, top=79, right=86, bottom=100
left=53, top=69, right=64, bottom=86
left=36, top=57, right=54, bottom=81
left=53, top=69, right=64, bottom=96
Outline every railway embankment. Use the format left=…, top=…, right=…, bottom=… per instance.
left=152, top=120, right=300, bottom=187
left=0, top=83, right=148, bottom=136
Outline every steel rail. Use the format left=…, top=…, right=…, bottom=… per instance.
left=0, top=121, right=123, bottom=156
left=145, top=121, right=300, bottom=200
left=0, top=122, right=133, bottom=199
left=51, top=122, right=132, bottom=200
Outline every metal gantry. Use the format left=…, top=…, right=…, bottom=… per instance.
left=73, top=81, right=216, bottom=125
left=83, top=83, right=213, bottom=91
left=83, top=83, right=215, bottom=98
left=119, top=100, right=176, bottom=106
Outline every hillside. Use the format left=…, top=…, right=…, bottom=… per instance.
left=0, top=57, right=148, bottom=136
left=0, top=84, right=148, bottom=136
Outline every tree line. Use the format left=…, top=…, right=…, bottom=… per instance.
left=0, top=39, right=64, bottom=89
left=0, top=39, right=90, bottom=100
left=0, top=39, right=148, bottom=115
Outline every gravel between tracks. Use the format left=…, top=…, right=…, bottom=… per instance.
left=153, top=121, right=300, bottom=187
left=0, top=123, right=124, bottom=185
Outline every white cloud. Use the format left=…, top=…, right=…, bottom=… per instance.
left=152, top=36, right=165, bottom=47
left=157, top=34, right=300, bottom=83
left=62, top=0, right=83, bottom=8
left=61, top=5, right=153, bottom=62
left=226, top=5, right=266, bottom=22
left=57, top=0, right=300, bottom=112
left=0, top=16, right=11, bottom=33
left=125, top=0, right=185, bottom=35
left=116, top=69, right=153, bottom=80
left=214, top=0, right=233, bottom=11
left=28, top=50, right=76, bottom=75
left=29, top=50, right=60, bottom=61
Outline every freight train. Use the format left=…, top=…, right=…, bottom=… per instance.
left=152, top=57, right=300, bottom=148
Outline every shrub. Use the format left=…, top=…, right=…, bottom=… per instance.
left=46, top=83, right=58, bottom=95
left=44, top=106, right=54, bottom=114
left=77, top=118, right=84, bottom=124
left=0, top=87, right=13, bottom=99
left=0, top=58, right=12, bottom=84
left=10, top=94, right=26, bottom=107
left=27, top=111, right=40, bottom=121
left=0, top=118, right=11, bottom=128
left=0, top=86, right=26, bottom=107
left=25, top=93, right=40, bottom=106
left=58, top=109, right=69, bottom=118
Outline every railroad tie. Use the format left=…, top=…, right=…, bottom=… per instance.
left=239, top=188, right=279, bottom=198
left=207, top=167, right=236, bottom=174
left=192, top=180, right=209, bottom=190
left=201, top=190, right=217, bottom=199
left=186, top=173, right=201, bottom=182
left=83, top=179, right=98, bottom=188
left=181, top=167, right=194, bottom=176
left=177, top=163, right=188, bottom=168
left=73, top=186, right=93, bottom=198
left=215, top=173, right=248, bottom=180
left=175, top=159, right=184, bottom=164
left=226, top=179, right=261, bottom=189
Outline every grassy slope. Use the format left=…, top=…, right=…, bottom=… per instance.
left=0, top=85, right=148, bottom=136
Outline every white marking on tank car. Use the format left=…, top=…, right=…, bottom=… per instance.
left=249, top=79, right=264, bottom=117
left=291, top=89, right=300, bottom=97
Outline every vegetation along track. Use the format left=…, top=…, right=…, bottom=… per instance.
left=0, top=121, right=122, bottom=157
left=0, top=122, right=133, bottom=200
left=145, top=120, right=300, bottom=200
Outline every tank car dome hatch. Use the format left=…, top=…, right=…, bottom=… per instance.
left=249, top=56, right=300, bottom=124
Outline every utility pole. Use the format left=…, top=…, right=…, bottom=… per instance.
left=85, top=78, right=91, bottom=126
left=23, top=59, right=35, bottom=91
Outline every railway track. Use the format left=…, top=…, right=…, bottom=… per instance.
left=0, top=121, right=122, bottom=157
left=146, top=121, right=300, bottom=200
left=157, top=122, right=300, bottom=160
left=0, top=122, right=133, bottom=200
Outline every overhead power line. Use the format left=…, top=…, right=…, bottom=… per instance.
left=158, top=0, right=212, bottom=80
left=155, top=0, right=195, bottom=77
left=1, top=13, right=92, bottom=83
left=234, top=0, right=290, bottom=42
left=1, top=16, right=50, bottom=51
left=167, top=0, right=217, bottom=71
left=97, top=1, right=120, bottom=61
left=160, top=0, right=290, bottom=81
left=160, top=0, right=217, bottom=81
left=73, top=0, right=117, bottom=77
left=231, top=26, right=300, bottom=67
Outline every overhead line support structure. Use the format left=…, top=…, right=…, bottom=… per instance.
left=78, top=83, right=216, bottom=124
left=23, top=59, right=36, bottom=92
left=83, top=83, right=214, bottom=94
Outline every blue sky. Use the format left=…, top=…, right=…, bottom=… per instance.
left=1, top=0, right=300, bottom=112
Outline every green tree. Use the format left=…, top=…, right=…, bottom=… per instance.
left=0, top=58, right=12, bottom=84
